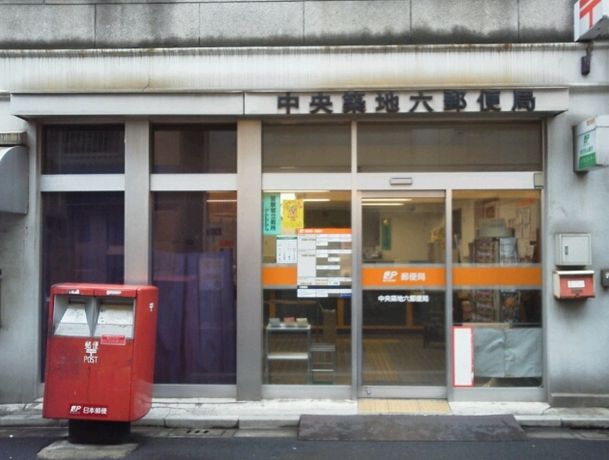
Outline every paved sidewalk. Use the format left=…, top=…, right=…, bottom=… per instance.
left=2, top=399, right=609, bottom=430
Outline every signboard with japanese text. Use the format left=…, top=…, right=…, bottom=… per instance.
left=362, top=266, right=446, bottom=290
left=69, top=404, right=109, bottom=417
left=263, top=193, right=281, bottom=235
left=245, top=88, right=567, bottom=116
left=574, top=0, right=609, bottom=41
left=574, top=115, right=609, bottom=171
left=297, top=228, right=352, bottom=298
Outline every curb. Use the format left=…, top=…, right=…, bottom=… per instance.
left=0, top=415, right=65, bottom=428
left=3, top=410, right=609, bottom=431
left=238, top=416, right=300, bottom=430
left=4, top=416, right=609, bottom=430
left=560, top=417, right=609, bottom=429
left=163, top=416, right=239, bottom=429
left=515, top=415, right=563, bottom=427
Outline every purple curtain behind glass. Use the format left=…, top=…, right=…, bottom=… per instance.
left=41, top=192, right=124, bottom=377
left=153, top=250, right=236, bottom=384
left=42, top=193, right=124, bottom=289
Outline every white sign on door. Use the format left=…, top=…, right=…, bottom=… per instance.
left=453, top=327, right=474, bottom=387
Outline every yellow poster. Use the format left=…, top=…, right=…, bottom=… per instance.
left=282, top=199, right=304, bottom=230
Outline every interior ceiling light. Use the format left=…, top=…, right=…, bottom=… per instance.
left=362, top=198, right=413, bottom=202
left=266, top=190, right=330, bottom=193
left=361, top=202, right=405, bottom=206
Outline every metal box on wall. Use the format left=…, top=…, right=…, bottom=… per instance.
left=555, top=233, right=592, bottom=267
left=43, top=283, right=158, bottom=423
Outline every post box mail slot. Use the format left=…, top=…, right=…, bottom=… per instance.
left=93, top=299, right=135, bottom=340
left=43, top=283, right=158, bottom=423
left=553, top=270, right=595, bottom=299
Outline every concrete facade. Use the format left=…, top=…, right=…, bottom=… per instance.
left=1, top=0, right=609, bottom=408
left=0, top=0, right=574, bottom=49
left=545, top=88, right=609, bottom=407
left=0, top=103, right=38, bottom=403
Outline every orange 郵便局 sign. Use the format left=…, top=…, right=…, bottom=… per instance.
left=362, top=266, right=446, bottom=289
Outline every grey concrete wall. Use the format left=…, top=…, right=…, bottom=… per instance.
left=545, top=92, right=609, bottom=407
left=0, top=112, right=40, bottom=403
left=0, top=213, right=39, bottom=403
left=0, top=0, right=574, bottom=49
left=0, top=98, right=26, bottom=131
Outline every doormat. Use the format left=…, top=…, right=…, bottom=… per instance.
left=358, top=399, right=451, bottom=414
left=298, top=414, right=526, bottom=442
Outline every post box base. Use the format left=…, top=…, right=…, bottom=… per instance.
left=68, top=420, right=131, bottom=445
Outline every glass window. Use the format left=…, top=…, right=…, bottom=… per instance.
left=41, top=192, right=124, bottom=375
left=262, top=191, right=351, bottom=385
left=263, top=124, right=351, bottom=172
left=358, top=122, right=542, bottom=172
left=452, top=190, right=542, bottom=387
left=43, top=125, right=124, bottom=174
left=151, top=124, right=236, bottom=173
left=152, top=192, right=237, bottom=384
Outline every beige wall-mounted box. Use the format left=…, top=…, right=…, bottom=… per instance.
left=555, top=233, right=591, bottom=267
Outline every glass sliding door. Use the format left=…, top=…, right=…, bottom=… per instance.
left=360, top=192, right=447, bottom=389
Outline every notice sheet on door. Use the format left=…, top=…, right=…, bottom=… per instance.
left=276, top=235, right=298, bottom=264
left=297, top=228, right=352, bottom=298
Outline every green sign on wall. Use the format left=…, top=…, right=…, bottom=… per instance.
left=263, top=194, right=281, bottom=235
left=576, top=130, right=597, bottom=170
left=574, top=116, right=609, bottom=172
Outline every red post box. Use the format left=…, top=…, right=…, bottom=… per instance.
left=552, top=270, right=595, bottom=299
left=43, top=283, right=158, bottom=442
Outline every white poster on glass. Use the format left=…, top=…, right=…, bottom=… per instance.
left=276, top=235, right=298, bottom=264
left=453, top=326, right=474, bottom=387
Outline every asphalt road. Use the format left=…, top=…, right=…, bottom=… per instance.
left=1, top=427, right=609, bottom=460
